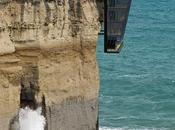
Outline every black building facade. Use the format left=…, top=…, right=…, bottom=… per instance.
left=104, top=0, right=132, bottom=53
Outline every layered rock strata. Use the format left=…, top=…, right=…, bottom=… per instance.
left=0, top=0, right=103, bottom=130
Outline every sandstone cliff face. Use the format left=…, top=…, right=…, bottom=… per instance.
left=0, top=0, right=103, bottom=130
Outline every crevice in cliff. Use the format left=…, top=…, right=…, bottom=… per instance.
left=20, top=65, right=39, bottom=109
left=43, top=0, right=51, bottom=24
left=20, top=0, right=25, bottom=23
left=96, top=0, right=104, bottom=22
left=9, top=65, right=48, bottom=130
left=60, top=0, right=66, bottom=37
left=41, top=95, right=48, bottom=130
left=68, top=0, right=83, bottom=37
left=20, top=64, right=48, bottom=129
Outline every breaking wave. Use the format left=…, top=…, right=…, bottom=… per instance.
left=19, top=107, right=46, bottom=130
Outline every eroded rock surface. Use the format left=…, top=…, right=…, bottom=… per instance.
left=0, top=0, right=103, bottom=130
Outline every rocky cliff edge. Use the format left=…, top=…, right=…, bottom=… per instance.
left=0, top=0, right=103, bottom=130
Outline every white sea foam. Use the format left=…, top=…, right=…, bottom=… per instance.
left=19, top=107, right=46, bottom=130
left=99, top=127, right=168, bottom=130
left=100, top=127, right=124, bottom=130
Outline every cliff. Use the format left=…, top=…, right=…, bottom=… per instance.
left=0, top=0, right=103, bottom=130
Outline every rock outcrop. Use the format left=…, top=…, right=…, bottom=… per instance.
left=0, top=0, right=103, bottom=130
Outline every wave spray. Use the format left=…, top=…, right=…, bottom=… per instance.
left=19, top=107, right=46, bottom=130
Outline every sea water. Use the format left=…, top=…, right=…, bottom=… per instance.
left=97, top=0, right=175, bottom=130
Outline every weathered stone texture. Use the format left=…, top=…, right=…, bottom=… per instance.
left=0, top=0, right=103, bottom=129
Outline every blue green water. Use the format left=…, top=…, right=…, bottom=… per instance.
left=97, top=0, right=175, bottom=130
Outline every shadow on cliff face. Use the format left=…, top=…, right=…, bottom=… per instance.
left=68, top=0, right=84, bottom=37
left=45, top=96, right=99, bottom=130
left=20, top=65, right=39, bottom=109
left=9, top=115, right=20, bottom=130
left=96, top=0, right=104, bottom=23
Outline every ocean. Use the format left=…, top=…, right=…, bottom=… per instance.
left=97, top=0, right=175, bottom=130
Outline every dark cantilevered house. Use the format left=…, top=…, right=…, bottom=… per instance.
left=104, top=0, right=132, bottom=53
